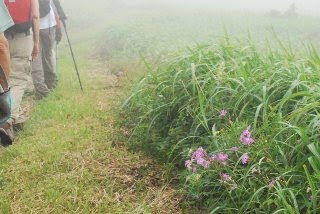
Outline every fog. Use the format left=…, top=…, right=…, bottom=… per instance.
left=177, top=0, right=319, bottom=14
left=126, top=0, right=320, bottom=15
left=64, top=0, right=320, bottom=60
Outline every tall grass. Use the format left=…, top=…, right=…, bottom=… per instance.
left=122, top=38, right=320, bottom=212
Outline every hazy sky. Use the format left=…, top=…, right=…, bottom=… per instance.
left=168, top=0, right=320, bottom=15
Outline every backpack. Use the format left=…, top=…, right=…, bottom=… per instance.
left=39, top=0, right=51, bottom=18
left=4, top=0, right=32, bottom=34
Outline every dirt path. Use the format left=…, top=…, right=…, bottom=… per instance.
left=0, top=59, right=189, bottom=213
left=89, top=63, right=187, bottom=213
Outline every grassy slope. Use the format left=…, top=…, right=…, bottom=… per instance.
left=0, top=36, right=188, bottom=213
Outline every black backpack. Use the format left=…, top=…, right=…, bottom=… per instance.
left=39, top=0, right=51, bottom=18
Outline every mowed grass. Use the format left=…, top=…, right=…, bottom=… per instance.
left=0, top=44, right=186, bottom=213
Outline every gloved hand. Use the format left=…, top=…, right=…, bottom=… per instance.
left=56, top=26, right=62, bottom=44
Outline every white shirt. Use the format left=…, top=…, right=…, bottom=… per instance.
left=40, top=1, right=57, bottom=30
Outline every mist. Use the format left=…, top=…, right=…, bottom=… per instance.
left=64, top=0, right=320, bottom=59
left=117, top=0, right=320, bottom=16
left=172, top=0, right=320, bottom=15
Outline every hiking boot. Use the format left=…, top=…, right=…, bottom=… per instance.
left=0, top=127, right=14, bottom=147
left=13, top=122, right=24, bottom=133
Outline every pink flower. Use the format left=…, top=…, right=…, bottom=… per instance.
left=192, top=147, right=207, bottom=160
left=185, top=160, right=192, bottom=170
left=202, top=161, right=210, bottom=168
left=210, top=153, right=228, bottom=165
left=221, top=173, right=231, bottom=182
left=217, top=152, right=229, bottom=165
left=196, top=158, right=210, bottom=168
left=230, top=146, right=239, bottom=152
left=191, top=147, right=210, bottom=169
left=240, top=128, right=255, bottom=146
left=219, top=110, right=228, bottom=118
left=241, top=153, right=249, bottom=165
left=241, top=137, right=255, bottom=145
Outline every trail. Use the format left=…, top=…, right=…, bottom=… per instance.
left=0, top=54, right=188, bottom=213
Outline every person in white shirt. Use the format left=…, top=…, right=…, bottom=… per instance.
left=31, top=0, right=66, bottom=100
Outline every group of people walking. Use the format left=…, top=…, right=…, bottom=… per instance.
left=0, top=0, right=66, bottom=146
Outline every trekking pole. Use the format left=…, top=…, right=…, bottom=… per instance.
left=62, top=20, right=83, bottom=91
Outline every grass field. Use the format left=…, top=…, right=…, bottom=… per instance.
left=0, top=0, right=319, bottom=213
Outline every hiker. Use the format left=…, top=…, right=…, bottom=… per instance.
left=0, top=1, right=14, bottom=146
left=2, top=0, right=40, bottom=144
left=31, top=0, right=67, bottom=100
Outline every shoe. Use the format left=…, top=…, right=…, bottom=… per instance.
left=13, top=122, right=24, bottom=133
left=0, top=128, right=13, bottom=147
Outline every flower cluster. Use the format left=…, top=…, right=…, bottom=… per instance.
left=241, top=153, right=249, bottom=165
left=185, top=146, right=250, bottom=168
left=185, top=147, right=211, bottom=172
left=185, top=147, right=235, bottom=172
left=185, top=145, right=252, bottom=171
left=240, top=127, right=255, bottom=146
left=211, top=152, right=229, bottom=165
left=185, top=146, right=249, bottom=191
left=185, top=124, right=257, bottom=191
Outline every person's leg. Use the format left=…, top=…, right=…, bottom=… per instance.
left=8, top=33, right=33, bottom=125
left=41, top=27, right=57, bottom=90
left=31, top=30, right=49, bottom=99
left=9, top=58, right=30, bottom=124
